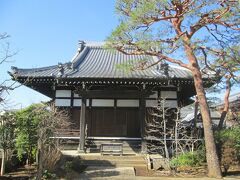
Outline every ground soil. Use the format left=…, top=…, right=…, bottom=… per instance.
left=135, top=165, right=240, bottom=178
left=3, top=163, right=240, bottom=179
left=220, top=139, right=239, bottom=171
left=135, top=166, right=207, bottom=178
left=1, top=165, right=36, bottom=179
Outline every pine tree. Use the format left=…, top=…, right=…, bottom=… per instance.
left=107, top=0, right=240, bottom=178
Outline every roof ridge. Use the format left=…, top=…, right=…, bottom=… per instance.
left=71, top=46, right=90, bottom=69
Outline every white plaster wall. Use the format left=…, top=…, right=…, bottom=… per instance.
left=161, top=91, right=177, bottom=99
left=148, top=91, right=158, bottom=98
left=73, top=99, right=81, bottom=106
left=55, top=99, right=71, bottom=107
left=161, top=100, right=178, bottom=107
left=73, top=99, right=90, bottom=107
left=146, top=99, right=178, bottom=108
left=117, top=100, right=139, bottom=107
left=146, top=100, right=158, bottom=107
left=74, top=93, right=80, bottom=97
left=55, top=90, right=71, bottom=97
left=92, top=99, right=114, bottom=107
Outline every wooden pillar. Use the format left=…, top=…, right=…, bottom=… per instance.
left=140, top=93, right=147, bottom=153
left=78, top=97, right=86, bottom=153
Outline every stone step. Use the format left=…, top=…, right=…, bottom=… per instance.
left=87, top=141, right=141, bottom=144
left=60, top=140, right=142, bottom=152
left=86, top=147, right=141, bottom=154
left=86, top=140, right=141, bottom=145
left=86, top=144, right=141, bottom=148
left=79, top=154, right=146, bottom=167
left=61, top=151, right=147, bottom=169
left=79, top=155, right=146, bottom=161
left=79, top=166, right=135, bottom=179
left=79, top=161, right=146, bottom=168
left=79, top=160, right=145, bottom=164
left=60, top=144, right=79, bottom=150
left=80, top=163, right=146, bottom=168
left=60, top=147, right=142, bottom=155
left=86, top=145, right=141, bottom=150
left=86, top=165, right=147, bottom=170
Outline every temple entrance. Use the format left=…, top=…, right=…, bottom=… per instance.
left=89, top=107, right=140, bottom=137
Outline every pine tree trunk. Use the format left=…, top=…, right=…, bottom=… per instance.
left=1, top=150, right=5, bottom=175
left=194, top=78, right=222, bottom=178
left=218, top=77, right=231, bottom=129
left=184, top=44, right=222, bottom=178
left=193, top=98, right=199, bottom=129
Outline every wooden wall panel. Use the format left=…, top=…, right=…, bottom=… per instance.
left=91, top=108, right=115, bottom=136
left=71, top=108, right=80, bottom=129
left=89, top=107, right=140, bottom=137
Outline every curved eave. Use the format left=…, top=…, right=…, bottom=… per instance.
left=9, top=73, right=55, bottom=98
left=12, top=73, right=214, bottom=85
left=11, top=71, right=214, bottom=98
left=13, top=75, right=195, bottom=85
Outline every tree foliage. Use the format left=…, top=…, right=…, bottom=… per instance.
left=0, top=111, right=15, bottom=151
left=15, top=104, right=43, bottom=163
left=108, top=0, right=239, bottom=70
left=215, top=126, right=240, bottom=171
left=0, top=103, right=70, bottom=178
left=0, top=111, right=16, bottom=175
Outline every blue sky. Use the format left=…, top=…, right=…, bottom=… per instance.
left=0, top=1, right=239, bottom=109
left=0, top=0, right=118, bottom=109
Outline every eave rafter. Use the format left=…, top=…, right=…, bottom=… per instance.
left=15, top=76, right=196, bottom=87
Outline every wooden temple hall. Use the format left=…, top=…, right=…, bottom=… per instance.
left=10, top=41, right=210, bottom=154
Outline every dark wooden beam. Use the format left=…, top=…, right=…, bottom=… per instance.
left=78, top=97, right=86, bottom=153
left=77, top=90, right=152, bottom=98
left=139, top=95, right=147, bottom=153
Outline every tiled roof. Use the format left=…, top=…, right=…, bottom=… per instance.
left=214, top=92, right=240, bottom=108
left=229, top=92, right=240, bottom=103
left=180, top=105, right=221, bottom=127
left=12, top=43, right=193, bottom=80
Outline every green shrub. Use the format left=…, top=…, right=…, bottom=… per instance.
left=215, top=126, right=240, bottom=159
left=171, top=149, right=206, bottom=167
left=15, top=104, right=43, bottom=163
left=42, top=170, right=57, bottom=179
left=64, top=161, right=73, bottom=172
left=215, top=126, right=240, bottom=141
